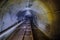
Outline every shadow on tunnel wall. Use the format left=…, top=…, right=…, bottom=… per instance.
left=49, top=0, right=60, bottom=40
left=0, top=0, right=60, bottom=40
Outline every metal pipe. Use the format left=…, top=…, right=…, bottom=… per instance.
left=0, top=20, right=25, bottom=40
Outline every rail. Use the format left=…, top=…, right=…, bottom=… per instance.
left=0, top=20, right=26, bottom=40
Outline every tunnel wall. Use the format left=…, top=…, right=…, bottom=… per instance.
left=0, top=0, right=60, bottom=40
left=0, top=0, right=21, bottom=32
left=33, top=0, right=60, bottom=39
left=0, top=0, right=32, bottom=32
left=29, top=0, right=60, bottom=39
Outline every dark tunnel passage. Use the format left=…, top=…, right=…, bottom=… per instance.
left=16, top=9, right=34, bottom=21
left=0, top=0, right=60, bottom=40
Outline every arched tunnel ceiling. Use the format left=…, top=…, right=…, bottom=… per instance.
left=0, top=0, right=60, bottom=39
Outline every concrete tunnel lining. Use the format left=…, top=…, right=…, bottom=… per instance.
left=0, top=0, right=60, bottom=40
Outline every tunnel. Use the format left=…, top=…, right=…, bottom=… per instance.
left=0, top=0, right=60, bottom=40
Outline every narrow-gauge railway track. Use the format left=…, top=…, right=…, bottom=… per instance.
left=7, top=20, right=33, bottom=40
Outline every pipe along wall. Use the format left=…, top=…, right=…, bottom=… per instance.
left=0, top=0, right=60, bottom=40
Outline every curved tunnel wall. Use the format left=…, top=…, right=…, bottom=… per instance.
left=29, top=0, right=57, bottom=38
left=31, top=0, right=60, bottom=39
left=0, top=0, right=60, bottom=39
